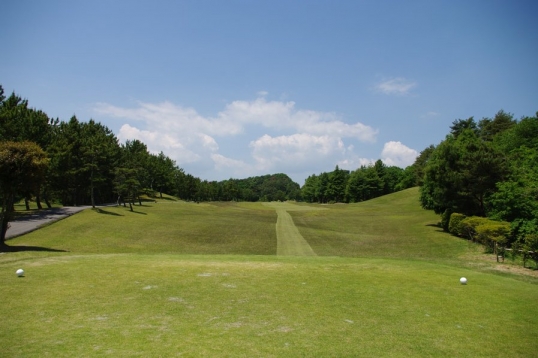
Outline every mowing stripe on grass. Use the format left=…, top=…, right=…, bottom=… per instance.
left=264, top=203, right=317, bottom=256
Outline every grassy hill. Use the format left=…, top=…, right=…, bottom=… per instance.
left=1, top=188, right=537, bottom=357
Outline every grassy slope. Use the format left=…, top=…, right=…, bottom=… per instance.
left=2, top=189, right=538, bottom=357
left=292, top=187, right=469, bottom=261
left=10, top=200, right=276, bottom=255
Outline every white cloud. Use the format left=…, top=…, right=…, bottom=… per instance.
left=117, top=124, right=201, bottom=163
left=421, top=111, right=440, bottom=119
left=337, top=157, right=375, bottom=171
left=210, top=154, right=254, bottom=178
left=93, top=94, right=380, bottom=182
left=381, top=141, right=418, bottom=167
left=374, top=77, right=417, bottom=96
left=250, top=134, right=345, bottom=172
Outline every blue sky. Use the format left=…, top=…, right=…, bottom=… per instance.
left=2, top=1, right=537, bottom=185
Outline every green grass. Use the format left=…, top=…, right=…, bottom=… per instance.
left=2, top=188, right=538, bottom=357
left=10, top=201, right=276, bottom=255
left=291, top=188, right=469, bottom=262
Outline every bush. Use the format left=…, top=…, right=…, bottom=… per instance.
left=475, top=221, right=511, bottom=244
left=522, top=234, right=538, bottom=268
left=441, top=209, right=452, bottom=232
left=475, top=221, right=511, bottom=253
left=460, top=216, right=490, bottom=241
left=448, top=213, right=466, bottom=237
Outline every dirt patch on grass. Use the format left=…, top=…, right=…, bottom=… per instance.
left=460, top=251, right=538, bottom=278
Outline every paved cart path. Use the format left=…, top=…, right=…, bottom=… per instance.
left=263, top=202, right=323, bottom=256
left=6, top=206, right=93, bottom=239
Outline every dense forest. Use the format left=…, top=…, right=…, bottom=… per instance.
left=1, top=84, right=537, bottom=254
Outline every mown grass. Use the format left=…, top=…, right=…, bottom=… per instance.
left=2, top=189, right=538, bottom=357
left=292, top=188, right=476, bottom=262
left=10, top=200, right=276, bottom=255
left=2, top=254, right=538, bottom=357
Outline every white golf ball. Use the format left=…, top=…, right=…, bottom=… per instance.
left=460, top=277, right=467, bottom=285
left=16, top=269, right=24, bottom=277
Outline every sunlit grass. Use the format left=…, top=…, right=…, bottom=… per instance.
left=2, top=254, right=537, bottom=357
left=2, top=189, right=538, bottom=357
left=292, top=188, right=476, bottom=262
left=10, top=200, right=276, bottom=255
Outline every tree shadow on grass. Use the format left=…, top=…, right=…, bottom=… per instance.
left=131, top=210, right=147, bottom=215
left=1, top=245, right=68, bottom=253
left=156, top=196, right=177, bottom=201
left=93, top=208, right=123, bottom=216
left=426, top=223, right=444, bottom=233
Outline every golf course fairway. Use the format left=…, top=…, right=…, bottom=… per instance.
left=263, top=202, right=318, bottom=256
left=2, top=188, right=537, bottom=357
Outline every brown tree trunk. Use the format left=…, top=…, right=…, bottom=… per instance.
left=1, top=193, right=15, bottom=245
left=36, top=193, right=43, bottom=210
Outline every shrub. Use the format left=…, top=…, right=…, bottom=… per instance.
left=441, top=209, right=452, bottom=232
left=475, top=221, right=511, bottom=253
left=448, top=213, right=466, bottom=237
left=460, top=216, right=490, bottom=241
left=522, top=234, right=538, bottom=268
left=475, top=221, right=511, bottom=244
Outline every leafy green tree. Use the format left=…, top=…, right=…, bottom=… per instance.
left=478, top=110, right=516, bottom=141
left=345, top=165, right=384, bottom=202
left=450, top=117, right=478, bottom=138
left=0, top=91, right=30, bottom=142
left=486, top=114, right=538, bottom=243
left=327, top=166, right=348, bottom=202
left=114, top=168, right=140, bottom=211
left=493, top=113, right=538, bottom=152
left=80, top=120, right=120, bottom=207
left=420, top=129, right=507, bottom=218
left=48, top=117, right=119, bottom=206
left=148, top=152, right=176, bottom=198
left=382, top=165, right=405, bottom=194
left=118, top=140, right=152, bottom=203
left=0, top=141, right=49, bottom=245
left=346, top=167, right=365, bottom=202
left=395, top=165, right=415, bottom=190
left=315, top=172, right=330, bottom=203
left=1, top=90, right=55, bottom=209
left=411, top=145, right=435, bottom=186
left=47, top=116, right=87, bottom=205
left=486, top=146, right=538, bottom=242
left=301, top=174, right=317, bottom=203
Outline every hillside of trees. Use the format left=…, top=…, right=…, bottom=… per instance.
left=418, top=110, right=538, bottom=257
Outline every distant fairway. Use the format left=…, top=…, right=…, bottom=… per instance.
left=263, top=202, right=319, bottom=256
left=2, top=188, right=538, bottom=357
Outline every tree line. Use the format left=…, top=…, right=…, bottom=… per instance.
left=0, top=85, right=301, bottom=244
left=418, top=110, right=538, bottom=264
left=301, top=161, right=416, bottom=204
